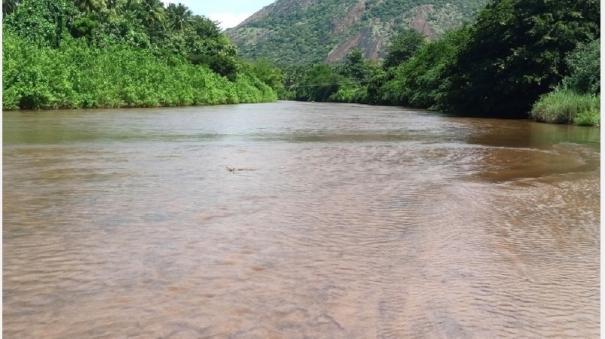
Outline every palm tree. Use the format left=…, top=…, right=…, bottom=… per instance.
left=166, top=3, right=192, bottom=32
left=142, top=0, right=164, bottom=20
left=74, top=0, right=107, bottom=12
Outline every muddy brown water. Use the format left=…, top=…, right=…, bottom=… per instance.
left=3, top=101, right=600, bottom=338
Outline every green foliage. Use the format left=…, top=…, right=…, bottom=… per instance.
left=574, top=109, right=600, bottom=127
left=531, top=38, right=602, bottom=127
left=227, top=0, right=487, bottom=65
left=442, top=0, right=600, bottom=117
left=283, top=49, right=381, bottom=102
left=338, top=49, right=375, bottom=84
left=244, top=59, right=285, bottom=96
left=329, top=81, right=367, bottom=103
left=4, top=0, right=78, bottom=47
left=3, top=0, right=278, bottom=110
left=379, top=27, right=469, bottom=107
left=293, top=64, right=344, bottom=102
left=383, top=28, right=425, bottom=69
left=531, top=90, right=599, bottom=126
left=3, top=0, right=20, bottom=15
left=562, top=39, right=600, bottom=94
left=3, top=32, right=276, bottom=110
left=280, top=0, right=599, bottom=127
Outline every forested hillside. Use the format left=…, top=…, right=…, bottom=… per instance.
left=226, top=0, right=487, bottom=65
left=2, top=0, right=278, bottom=110
left=283, top=0, right=600, bottom=125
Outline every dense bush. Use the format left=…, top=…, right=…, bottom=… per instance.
left=530, top=39, right=600, bottom=126
left=442, top=0, right=599, bottom=117
left=291, top=64, right=344, bottom=102
left=562, top=39, right=600, bottom=95
left=531, top=90, right=599, bottom=126
left=383, top=29, right=425, bottom=69
left=282, top=0, right=599, bottom=126
left=2, top=0, right=278, bottom=110
left=379, top=27, right=469, bottom=107
left=3, top=32, right=275, bottom=110
left=282, top=49, right=381, bottom=103
left=243, top=59, right=285, bottom=96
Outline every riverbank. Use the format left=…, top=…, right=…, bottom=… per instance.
left=531, top=91, right=600, bottom=127
left=279, top=0, right=599, bottom=127
left=3, top=34, right=276, bottom=111
left=2, top=1, right=279, bottom=111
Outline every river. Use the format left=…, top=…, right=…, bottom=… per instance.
left=3, top=101, right=600, bottom=338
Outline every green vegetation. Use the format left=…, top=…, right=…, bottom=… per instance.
left=531, top=39, right=600, bottom=126
left=280, top=0, right=600, bottom=126
left=2, top=0, right=279, bottom=110
left=442, top=0, right=599, bottom=117
left=562, top=39, right=600, bottom=95
left=383, top=29, right=425, bottom=69
left=227, top=0, right=488, bottom=65
left=380, top=27, right=469, bottom=108
left=3, top=0, right=600, bottom=127
left=531, top=91, right=599, bottom=126
left=286, top=49, right=379, bottom=103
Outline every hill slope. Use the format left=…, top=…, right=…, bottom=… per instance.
left=226, top=0, right=488, bottom=65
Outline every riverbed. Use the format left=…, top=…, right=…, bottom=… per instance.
left=3, top=101, right=600, bottom=338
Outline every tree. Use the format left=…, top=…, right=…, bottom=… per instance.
left=248, top=59, right=284, bottom=93
left=562, top=39, right=600, bottom=94
left=381, top=27, right=470, bottom=108
left=442, top=0, right=600, bottom=117
left=3, top=0, right=19, bottom=15
left=383, top=28, right=425, bottom=69
left=4, top=0, right=77, bottom=47
left=139, top=0, right=164, bottom=18
left=74, top=0, right=106, bottom=12
left=189, top=15, right=220, bottom=38
left=166, top=3, right=191, bottom=32
left=295, top=64, right=343, bottom=101
left=340, top=49, right=372, bottom=84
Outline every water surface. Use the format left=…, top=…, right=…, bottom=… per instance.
left=3, top=101, right=600, bottom=338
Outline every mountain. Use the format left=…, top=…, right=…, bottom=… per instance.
left=226, top=0, right=488, bottom=65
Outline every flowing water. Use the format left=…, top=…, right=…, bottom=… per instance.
left=3, top=101, right=600, bottom=338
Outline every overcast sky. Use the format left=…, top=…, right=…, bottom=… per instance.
left=162, top=1, right=275, bottom=29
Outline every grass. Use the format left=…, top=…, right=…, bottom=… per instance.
left=531, top=90, right=600, bottom=127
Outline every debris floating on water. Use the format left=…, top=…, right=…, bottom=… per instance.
left=226, top=166, right=256, bottom=173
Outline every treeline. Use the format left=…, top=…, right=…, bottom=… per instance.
left=283, top=0, right=600, bottom=126
left=2, top=0, right=279, bottom=110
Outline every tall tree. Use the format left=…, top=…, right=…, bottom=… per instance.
left=442, top=0, right=600, bottom=117
left=4, top=0, right=77, bottom=47
left=383, top=29, right=425, bottom=69
left=166, top=3, right=192, bottom=32
left=341, top=49, right=372, bottom=84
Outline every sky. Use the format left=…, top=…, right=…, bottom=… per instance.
left=162, top=1, right=275, bottom=29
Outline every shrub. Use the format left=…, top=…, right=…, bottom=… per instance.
left=2, top=33, right=276, bottom=110
left=531, top=90, right=600, bottom=126
left=562, top=39, right=600, bottom=95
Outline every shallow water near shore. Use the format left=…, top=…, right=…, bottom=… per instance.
left=3, top=101, right=600, bottom=338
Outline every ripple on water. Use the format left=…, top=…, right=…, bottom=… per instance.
left=3, top=102, right=600, bottom=338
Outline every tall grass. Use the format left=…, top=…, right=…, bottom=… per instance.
left=3, top=34, right=276, bottom=110
left=530, top=90, right=600, bottom=126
